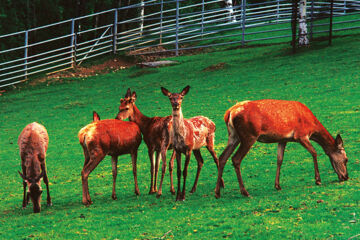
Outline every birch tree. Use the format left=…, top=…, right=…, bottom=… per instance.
left=298, top=0, right=309, bottom=46
left=224, top=0, right=237, bottom=23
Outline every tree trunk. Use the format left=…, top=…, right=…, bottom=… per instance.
left=224, top=0, right=237, bottom=23
left=299, top=0, right=309, bottom=46
left=140, top=0, right=144, bottom=36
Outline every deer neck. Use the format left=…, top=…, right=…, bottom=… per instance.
left=172, top=108, right=186, bottom=137
left=311, top=124, right=336, bottom=155
left=130, top=104, right=152, bottom=134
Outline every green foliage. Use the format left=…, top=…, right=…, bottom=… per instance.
left=0, top=33, right=359, bottom=239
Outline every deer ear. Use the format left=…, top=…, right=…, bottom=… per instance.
left=120, top=98, right=124, bottom=103
left=161, top=87, right=170, bottom=97
left=93, top=111, right=100, bottom=122
left=125, top=88, right=131, bottom=98
left=181, top=85, right=190, bottom=96
left=131, top=91, right=137, bottom=102
left=335, top=134, right=344, bottom=148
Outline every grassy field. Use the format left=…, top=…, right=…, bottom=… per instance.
left=0, top=33, right=360, bottom=239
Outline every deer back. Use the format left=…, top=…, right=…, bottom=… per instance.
left=78, top=119, right=141, bottom=156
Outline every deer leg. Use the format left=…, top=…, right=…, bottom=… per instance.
left=215, top=138, right=240, bottom=199
left=81, top=150, right=105, bottom=206
left=131, top=151, right=140, bottom=196
left=232, top=139, right=256, bottom=197
left=181, top=150, right=192, bottom=201
left=21, top=166, right=28, bottom=209
left=154, top=151, right=161, bottom=192
left=169, top=150, right=176, bottom=195
left=275, top=142, right=287, bottom=190
left=157, top=148, right=167, bottom=198
left=148, top=150, right=156, bottom=194
left=299, top=138, right=321, bottom=185
left=111, top=156, right=118, bottom=200
left=206, top=138, right=224, bottom=188
left=40, top=161, right=52, bottom=206
left=190, top=150, right=204, bottom=193
left=175, top=151, right=182, bottom=201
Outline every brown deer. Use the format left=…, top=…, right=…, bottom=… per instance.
left=214, top=99, right=349, bottom=199
left=161, top=86, right=224, bottom=201
left=116, top=89, right=175, bottom=197
left=78, top=111, right=142, bottom=205
left=18, top=122, right=52, bottom=213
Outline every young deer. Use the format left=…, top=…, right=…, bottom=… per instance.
left=78, top=111, right=142, bottom=206
left=214, top=99, right=349, bottom=198
left=116, top=89, right=175, bottom=197
left=161, top=86, right=224, bottom=201
left=18, top=122, right=52, bottom=213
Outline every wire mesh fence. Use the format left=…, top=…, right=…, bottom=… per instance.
left=1, top=0, right=360, bottom=88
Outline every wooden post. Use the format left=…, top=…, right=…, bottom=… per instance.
left=291, top=0, right=298, bottom=53
left=201, top=0, right=204, bottom=38
left=113, top=9, right=118, bottom=53
left=176, top=0, right=179, bottom=56
left=160, top=0, right=163, bottom=44
left=24, top=30, right=29, bottom=80
left=71, top=19, right=76, bottom=68
left=241, top=0, right=246, bottom=46
left=329, top=0, right=334, bottom=46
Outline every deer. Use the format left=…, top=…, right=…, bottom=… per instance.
left=214, top=99, right=349, bottom=199
left=18, top=122, right=52, bottom=213
left=161, top=85, right=224, bottom=201
left=116, top=88, right=175, bottom=197
left=78, top=111, right=142, bottom=206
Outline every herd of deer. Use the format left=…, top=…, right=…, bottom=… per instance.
left=18, top=86, right=349, bottom=213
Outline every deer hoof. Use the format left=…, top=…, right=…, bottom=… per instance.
left=170, top=189, right=175, bottom=195
left=156, top=193, right=162, bottom=198
left=275, top=185, right=282, bottom=190
left=47, top=202, right=53, bottom=207
left=148, top=189, right=156, bottom=195
left=241, top=190, right=250, bottom=197
left=316, top=180, right=321, bottom=185
left=190, top=187, right=196, bottom=193
left=112, top=195, right=117, bottom=200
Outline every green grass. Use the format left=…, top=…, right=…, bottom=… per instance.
left=1, top=32, right=360, bottom=239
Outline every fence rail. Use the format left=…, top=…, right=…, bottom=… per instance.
left=1, top=0, right=360, bottom=88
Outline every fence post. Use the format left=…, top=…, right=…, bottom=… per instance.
left=291, top=0, right=298, bottom=53
left=201, top=0, right=204, bottom=38
left=310, top=0, right=314, bottom=40
left=329, top=0, right=334, bottom=45
left=176, top=0, right=179, bottom=56
left=241, top=0, right=246, bottom=46
left=276, top=0, right=280, bottom=23
left=24, top=30, right=29, bottom=80
left=344, top=0, right=346, bottom=14
left=71, top=19, right=76, bottom=68
left=113, top=9, right=118, bottom=54
left=160, top=0, right=163, bottom=44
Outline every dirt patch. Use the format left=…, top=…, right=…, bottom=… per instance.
left=202, top=62, right=228, bottom=72
left=31, top=57, right=135, bottom=86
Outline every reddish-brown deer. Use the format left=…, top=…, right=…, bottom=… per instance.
left=18, top=122, right=52, bottom=213
left=116, top=89, right=175, bottom=197
left=214, top=99, right=349, bottom=198
left=161, top=86, right=224, bottom=201
left=78, top=111, right=142, bottom=205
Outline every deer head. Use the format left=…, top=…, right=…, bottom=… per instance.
left=329, top=134, right=349, bottom=181
left=18, top=171, right=44, bottom=213
left=116, top=88, right=137, bottom=120
left=161, top=86, right=190, bottom=112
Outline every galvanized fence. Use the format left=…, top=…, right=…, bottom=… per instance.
left=1, top=0, right=360, bottom=88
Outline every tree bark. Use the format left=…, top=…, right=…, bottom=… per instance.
left=224, top=0, right=237, bottom=23
left=299, top=0, right=309, bottom=46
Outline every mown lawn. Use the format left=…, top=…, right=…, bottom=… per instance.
left=0, top=33, right=359, bottom=239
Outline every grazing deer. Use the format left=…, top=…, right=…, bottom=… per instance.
left=161, top=86, right=224, bottom=201
left=18, top=122, right=52, bottom=213
left=214, top=99, right=349, bottom=199
left=78, top=111, right=142, bottom=206
left=116, top=89, right=175, bottom=197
